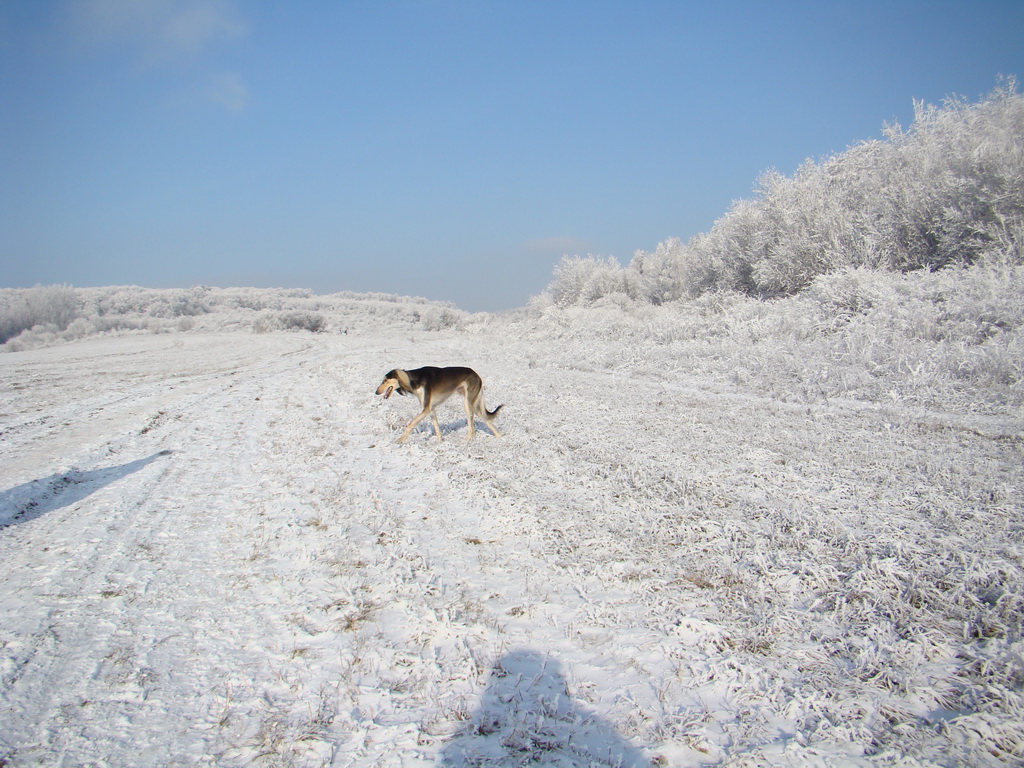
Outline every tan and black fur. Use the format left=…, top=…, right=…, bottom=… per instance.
left=375, top=366, right=502, bottom=443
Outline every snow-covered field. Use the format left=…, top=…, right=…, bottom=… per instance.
left=1, top=312, right=1022, bottom=766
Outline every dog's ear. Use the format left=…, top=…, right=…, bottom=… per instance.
left=393, top=369, right=412, bottom=392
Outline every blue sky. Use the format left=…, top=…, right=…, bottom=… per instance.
left=2, top=1, right=1022, bottom=311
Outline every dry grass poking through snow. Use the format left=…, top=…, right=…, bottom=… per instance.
left=439, top=274, right=1024, bottom=764
left=0, top=268, right=1021, bottom=766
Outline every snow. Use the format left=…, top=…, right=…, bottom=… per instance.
left=1, top=317, right=1022, bottom=767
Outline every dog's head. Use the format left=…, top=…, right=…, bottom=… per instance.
left=376, top=369, right=403, bottom=399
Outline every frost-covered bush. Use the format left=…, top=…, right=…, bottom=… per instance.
left=548, top=255, right=636, bottom=307
left=0, top=284, right=82, bottom=344
left=251, top=314, right=276, bottom=334
left=2, top=315, right=149, bottom=352
left=543, top=80, right=1024, bottom=306
left=737, top=80, right=1022, bottom=297
left=252, top=311, right=325, bottom=333
left=90, top=285, right=212, bottom=318
left=2, top=284, right=466, bottom=350
left=525, top=260, right=1024, bottom=413
left=279, top=311, right=325, bottom=333
left=90, top=286, right=155, bottom=317
left=416, top=305, right=463, bottom=331
left=630, top=238, right=687, bottom=303
left=147, top=286, right=212, bottom=318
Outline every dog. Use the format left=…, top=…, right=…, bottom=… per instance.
left=375, top=366, right=503, bottom=443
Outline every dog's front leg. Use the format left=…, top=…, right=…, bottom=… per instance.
left=398, top=408, right=432, bottom=443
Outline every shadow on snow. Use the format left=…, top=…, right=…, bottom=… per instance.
left=0, top=450, right=173, bottom=529
left=407, top=419, right=499, bottom=440
left=437, top=650, right=649, bottom=767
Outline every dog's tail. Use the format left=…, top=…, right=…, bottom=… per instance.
left=487, top=404, right=504, bottom=418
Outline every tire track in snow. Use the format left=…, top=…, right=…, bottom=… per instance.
left=0, top=449, right=178, bottom=763
left=0, top=335, right=334, bottom=765
left=0, top=334, right=318, bottom=482
left=1, top=332, right=477, bottom=766
left=8, top=328, right=1016, bottom=764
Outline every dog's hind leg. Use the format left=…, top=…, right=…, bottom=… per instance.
left=430, top=409, right=443, bottom=443
left=462, top=391, right=477, bottom=441
left=481, top=412, right=501, bottom=438
left=478, top=400, right=502, bottom=438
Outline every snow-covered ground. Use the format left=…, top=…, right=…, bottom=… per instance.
left=1, top=318, right=1022, bottom=766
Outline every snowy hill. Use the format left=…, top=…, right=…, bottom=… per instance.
left=1, top=285, right=1021, bottom=765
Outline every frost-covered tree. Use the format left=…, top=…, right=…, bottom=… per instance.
left=547, top=79, right=1024, bottom=306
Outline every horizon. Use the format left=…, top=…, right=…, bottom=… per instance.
left=2, top=1, right=1023, bottom=312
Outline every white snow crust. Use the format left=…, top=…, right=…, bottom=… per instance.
left=1, top=312, right=1022, bottom=766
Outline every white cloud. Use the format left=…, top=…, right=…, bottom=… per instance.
left=204, top=70, right=247, bottom=112
left=160, top=1, right=243, bottom=52
left=73, top=0, right=245, bottom=60
left=70, top=0, right=249, bottom=112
